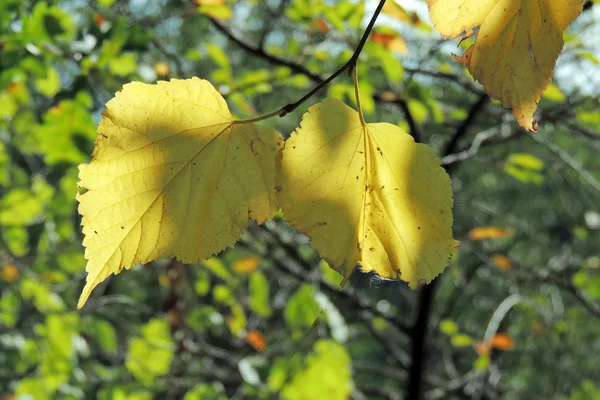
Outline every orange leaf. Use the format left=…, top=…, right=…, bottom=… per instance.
left=491, top=254, right=512, bottom=270
left=468, top=226, right=514, bottom=240
left=315, top=18, right=329, bottom=33
left=233, top=257, right=261, bottom=274
left=490, top=333, right=513, bottom=350
left=474, top=340, right=490, bottom=356
left=94, top=13, right=105, bottom=26
left=371, top=32, right=407, bottom=54
left=1, top=263, right=19, bottom=282
left=246, top=330, right=267, bottom=351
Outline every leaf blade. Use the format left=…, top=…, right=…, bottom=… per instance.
left=77, top=78, right=282, bottom=308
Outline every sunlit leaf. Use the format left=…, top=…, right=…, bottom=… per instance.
left=427, top=0, right=584, bottom=130
left=77, top=78, right=283, bottom=308
left=277, top=99, right=457, bottom=287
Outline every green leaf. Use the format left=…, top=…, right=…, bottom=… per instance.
left=282, top=340, right=352, bottom=400
left=473, top=355, right=491, bottom=371
left=0, top=189, right=44, bottom=225
left=451, top=334, right=473, bottom=347
left=439, top=319, right=459, bottom=336
left=0, top=289, right=21, bottom=328
left=249, top=271, right=272, bottom=318
left=184, top=383, right=227, bottom=400
left=126, top=318, right=174, bottom=384
left=285, top=285, right=320, bottom=335
left=84, top=317, right=118, bottom=354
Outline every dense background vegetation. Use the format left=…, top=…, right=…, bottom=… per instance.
left=1, top=0, right=599, bottom=399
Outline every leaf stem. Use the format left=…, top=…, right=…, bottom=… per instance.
left=234, top=0, right=387, bottom=125
left=352, top=66, right=366, bottom=126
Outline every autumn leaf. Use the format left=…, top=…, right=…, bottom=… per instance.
left=371, top=32, right=408, bottom=54
left=277, top=99, right=458, bottom=288
left=1, top=263, right=19, bottom=282
left=246, top=330, right=267, bottom=351
left=474, top=340, right=491, bottom=356
left=426, top=0, right=584, bottom=131
left=77, top=78, right=282, bottom=308
left=314, top=17, right=330, bottom=33
left=382, top=1, right=411, bottom=23
left=491, top=254, right=513, bottom=270
left=490, top=333, right=514, bottom=350
left=233, top=256, right=261, bottom=274
left=468, top=226, right=514, bottom=240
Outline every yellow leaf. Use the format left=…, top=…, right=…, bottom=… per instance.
left=427, top=0, right=583, bottom=131
left=233, top=256, right=261, bottom=274
left=77, top=78, right=282, bottom=308
left=198, top=4, right=232, bottom=20
left=195, top=0, right=226, bottom=4
left=277, top=99, right=458, bottom=288
left=154, top=61, right=170, bottom=77
left=382, top=1, right=411, bottom=23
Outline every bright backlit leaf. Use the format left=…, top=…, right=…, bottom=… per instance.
left=77, top=78, right=283, bottom=308
left=277, top=99, right=457, bottom=288
left=427, top=0, right=584, bottom=131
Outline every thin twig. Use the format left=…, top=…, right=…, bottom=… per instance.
left=229, top=0, right=388, bottom=123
